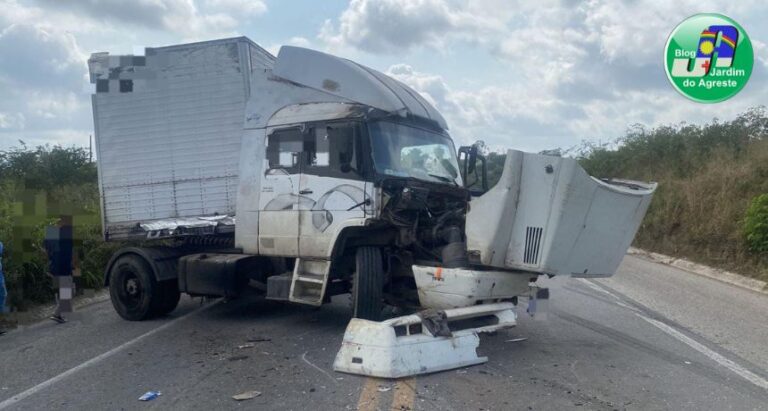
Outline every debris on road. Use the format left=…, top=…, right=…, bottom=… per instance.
left=417, top=309, right=452, bottom=337
left=377, top=385, right=392, bottom=392
left=238, top=343, right=255, bottom=349
left=246, top=336, right=272, bottom=343
left=334, top=303, right=517, bottom=378
left=228, top=355, right=249, bottom=361
left=138, top=391, right=161, bottom=401
left=232, top=390, right=262, bottom=401
left=506, top=337, right=528, bottom=343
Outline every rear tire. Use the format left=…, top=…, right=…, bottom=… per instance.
left=109, top=255, right=160, bottom=321
left=352, top=247, right=385, bottom=321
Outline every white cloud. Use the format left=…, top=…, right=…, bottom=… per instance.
left=0, top=112, right=25, bottom=130
left=26, top=92, right=85, bottom=120
left=329, top=0, right=768, bottom=151
left=581, top=0, right=767, bottom=63
left=1, top=0, right=766, bottom=153
left=205, top=0, right=267, bottom=17
left=386, top=64, right=447, bottom=108
left=319, top=0, right=503, bottom=53
left=0, top=0, right=270, bottom=149
left=0, top=22, right=91, bottom=148
left=31, top=0, right=243, bottom=40
left=0, top=24, right=87, bottom=87
left=387, top=64, right=568, bottom=149
left=286, top=36, right=312, bottom=48
left=266, top=36, right=313, bottom=56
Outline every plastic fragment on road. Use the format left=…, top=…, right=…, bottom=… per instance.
left=238, top=343, right=255, bottom=349
left=138, top=391, right=161, bottom=401
left=333, top=303, right=517, bottom=378
left=232, top=390, right=262, bottom=401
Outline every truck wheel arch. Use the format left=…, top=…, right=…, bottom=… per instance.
left=104, top=247, right=184, bottom=286
left=329, top=226, right=395, bottom=276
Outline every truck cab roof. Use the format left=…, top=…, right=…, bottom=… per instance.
left=272, top=46, right=447, bottom=130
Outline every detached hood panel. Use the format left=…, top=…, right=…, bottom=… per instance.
left=465, top=150, right=657, bottom=278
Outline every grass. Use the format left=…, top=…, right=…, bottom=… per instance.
left=480, top=107, right=768, bottom=283
left=578, top=108, right=768, bottom=283
left=0, top=144, right=112, bottom=310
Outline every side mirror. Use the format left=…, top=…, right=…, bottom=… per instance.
left=458, top=140, right=489, bottom=195
left=467, top=145, right=478, bottom=174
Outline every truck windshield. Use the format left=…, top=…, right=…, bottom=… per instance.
left=369, top=121, right=462, bottom=186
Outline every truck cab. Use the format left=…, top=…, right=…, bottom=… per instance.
left=239, top=123, right=470, bottom=319
left=89, top=38, right=655, bottom=322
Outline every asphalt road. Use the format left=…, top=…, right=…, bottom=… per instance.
left=1, top=254, right=767, bottom=410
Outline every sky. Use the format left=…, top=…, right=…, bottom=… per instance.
left=0, top=0, right=767, bottom=153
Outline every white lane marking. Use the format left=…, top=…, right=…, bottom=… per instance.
left=0, top=301, right=221, bottom=409
left=577, top=279, right=768, bottom=391
left=301, top=351, right=339, bottom=385
left=577, top=278, right=636, bottom=311
left=637, top=315, right=768, bottom=390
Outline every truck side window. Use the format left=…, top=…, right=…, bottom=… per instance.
left=266, top=128, right=303, bottom=172
left=310, top=128, right=330, bottom=167
left=304, top=123, right=360, bottom=178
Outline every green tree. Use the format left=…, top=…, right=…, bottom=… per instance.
left=744, top=194, right=768, bottom=253
left=0, top=143, right=106, bottom=309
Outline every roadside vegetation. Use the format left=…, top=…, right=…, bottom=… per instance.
left=579, top=107, right=768, bottom=282
left=0, top=144, right=115, bottom=310
left=484, top=107, right=768, bottom=282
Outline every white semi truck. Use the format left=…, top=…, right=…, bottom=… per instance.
left=88, top=37, right=656, bottom=322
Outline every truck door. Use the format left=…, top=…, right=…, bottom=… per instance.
left=298, top=122, right=368, bottom=257
left=258, top=127, right=306, bottom=256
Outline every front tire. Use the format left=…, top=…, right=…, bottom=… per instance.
left=155, top=280, right=181, bottom=317
left=352, top=247, right=385, bottom=321
left=109, top=255, right=161, bottom=321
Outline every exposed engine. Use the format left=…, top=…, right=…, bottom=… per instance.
left=379, top=179, right=470, bottom=268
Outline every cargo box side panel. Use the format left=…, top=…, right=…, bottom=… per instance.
left=91, top=40, right=256, bottom=239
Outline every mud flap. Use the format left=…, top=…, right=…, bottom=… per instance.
left=333, top=303, right=517, bottom=378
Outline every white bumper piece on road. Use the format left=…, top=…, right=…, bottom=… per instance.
left=333, top=303, right=517, bottom=378
left=413, top=265, right=531, bottom=309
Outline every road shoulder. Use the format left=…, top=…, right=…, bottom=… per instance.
left=627, top=247, right=768, bottom=295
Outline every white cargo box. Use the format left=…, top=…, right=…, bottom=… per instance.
left=88, top=37, right=275, bottom=240
left=466, top=150, right=656, bottom=277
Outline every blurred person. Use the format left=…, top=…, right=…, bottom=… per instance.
left=44, top=216, right=75, bottom=324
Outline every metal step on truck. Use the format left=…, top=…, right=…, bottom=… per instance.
left=88, top=37, right=656, bottom=328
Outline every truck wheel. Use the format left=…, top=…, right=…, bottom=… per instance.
left=154, top=280, right=181, bottom=316
left=352, top=247, right=384, bottom=321
left=109, top=255, right=160, bottom=321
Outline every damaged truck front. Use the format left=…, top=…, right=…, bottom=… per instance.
left=89, top=37, right=656, bottom=325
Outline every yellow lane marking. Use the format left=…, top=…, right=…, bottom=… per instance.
left=357, top=377, right=381, bottom=411
left=391, top=377, right=417, bottom=411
